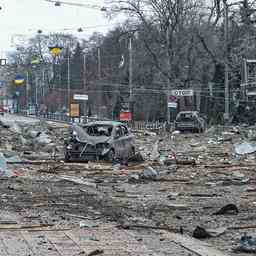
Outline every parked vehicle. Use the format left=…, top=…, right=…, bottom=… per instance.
left=27, top=105, right=36, bottom=115
left=65, top=121, right=135, bottom=162
left=0, top=106, right=5, bottom=115
left=174, top=111, right=206, bottom=133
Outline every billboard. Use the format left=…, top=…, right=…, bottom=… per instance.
left=70, top=104, right=80, bottom=117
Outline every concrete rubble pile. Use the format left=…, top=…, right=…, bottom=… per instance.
left=0, top=118, right=67, bottom=160
left=1, top=118, right=256, bottom=254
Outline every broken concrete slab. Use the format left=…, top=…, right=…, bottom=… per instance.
left=234, top=142, right=256, bottom=155
left=193, top=226, right=227, bottom=239
left=163, top=232, right=231, bottom=256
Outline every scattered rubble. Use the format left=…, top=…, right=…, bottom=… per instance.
left=1, top=115, right=256, bottom=254
left=213, top=204, right=239, bottom=215
left=0, top=116, right=66, bottom=158
left=193, top=226, right=227, bottom=239
left=234, top=233, right=256, bottom=253
left=235, top=142, right=256, bottom=155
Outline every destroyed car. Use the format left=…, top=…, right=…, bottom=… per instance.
left=65, top=121, right=135, bottom=162
left=174, top=111, right=206, bottom=133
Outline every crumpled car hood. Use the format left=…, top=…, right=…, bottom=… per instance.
left=72, top=124, right=110, bottom=145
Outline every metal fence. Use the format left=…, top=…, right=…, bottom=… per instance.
left=18, top=111, right=168, bottom=132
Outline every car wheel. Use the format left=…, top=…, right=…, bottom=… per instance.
left=64, top=152, right=71, bottom=162
left=107, top=149, right=115, bottom=162
left=129, top=147, right=135, bottom=158
left=131, top=147, right=135, bottom=156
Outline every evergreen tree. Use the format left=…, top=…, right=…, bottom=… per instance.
left=70, top=43, right=84, bottom=90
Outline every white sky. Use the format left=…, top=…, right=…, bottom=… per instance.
left=0, top=0, right=117, bottom=57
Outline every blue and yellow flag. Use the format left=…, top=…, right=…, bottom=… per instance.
left=14, top=75, right=25, bottom=85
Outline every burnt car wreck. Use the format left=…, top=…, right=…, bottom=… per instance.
left=65, top=121, right=135, bottom=162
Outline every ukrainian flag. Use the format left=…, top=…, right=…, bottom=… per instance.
left=14, top=75, right=25, bottom=85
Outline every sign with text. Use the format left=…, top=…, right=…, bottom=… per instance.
left=246, top=90, right=256, bottom=96
left=0, top=81, right=6, bottom=87
left=120, top=111, right=132, bottom=121
left=168, top=102, right=178, bottom=108
left=70, top=103, right=80, bottom=117
left=73, top=94, right=88, bottom=101
left=171, top=89, right=194, bottom=97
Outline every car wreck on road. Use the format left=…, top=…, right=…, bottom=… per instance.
left=65, top=121, right=135, bottom=162
left=174, top=111, right=206, bottom=133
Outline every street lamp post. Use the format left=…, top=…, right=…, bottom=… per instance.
left=166, top=25, right=171, bottom=123
left=97, top=47, right=101, bottom=80
left=26, top=71, right=30, bottom=110
left=49, top=45, right=63, bottom=111
left=224, top=0, right=229, bottom=124
left=67, top=49, right=71, bottom=114
left=83, top=52, right=87, bottom=116
left=128, top=36, right=133, bottom=115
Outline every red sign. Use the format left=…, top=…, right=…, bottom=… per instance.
left=169, top=95, right=177, bottom=102
left=120, top=111, right=132, bottom=121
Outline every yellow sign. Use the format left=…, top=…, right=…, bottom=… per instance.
left=70, top=104, right=80, bottom=117
left=49, top=47, right=62, bottom=57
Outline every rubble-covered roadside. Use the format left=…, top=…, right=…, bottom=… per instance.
left=2, top=116, right=256, bottom=254
left=0, top=116, right=68, bottom=168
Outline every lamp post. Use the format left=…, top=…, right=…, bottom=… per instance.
left=47, top=1, right=108, bottom=117
left=67, top=48, right=71, bottom=114
left=83, top=51, right=87, bottom=116
left=223, top=0, right=229, bottom=124
left=128, top=36, right=133, bottom=112
left=49, top=45, right=63, bottom=111
left=97, top=47, right=101, bottom=80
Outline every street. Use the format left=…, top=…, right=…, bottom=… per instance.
left=1, top=0, right=256, bottom=255
left=0, top=115, right=254, bottom=255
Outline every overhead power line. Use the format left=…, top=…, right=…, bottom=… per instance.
left=44, top=0, right=108, bottom=11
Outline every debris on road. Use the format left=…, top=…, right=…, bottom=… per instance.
left=141, top=166, right=159, bottom=180
left=234, top=233, right=256, bottom=253
left=87, top=249, right=104, bottom=256
left=193, top=226, right=227, bottom=239
left=0, top=115, right=256, bottom=254
left=213, top=204, right=239, bottom=215
left=234, top=142, right=256, bottom=155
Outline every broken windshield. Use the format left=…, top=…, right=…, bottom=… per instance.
left=84, top=125, right=113, bottom=137
left=177, top=113, right=197, bottom=122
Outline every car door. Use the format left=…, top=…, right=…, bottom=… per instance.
left=112, top=125, right=124, bottom=159
left=121, top=125, right=133, bottom=158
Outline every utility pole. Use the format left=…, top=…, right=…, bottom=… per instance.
left=128, top=36, right=133, bottom=113
left=35, top=75, right=38, bottom=108
left=97, top=47, right=101, bottom=80
left=224, top=0, right=229, bottom=123
left=83, top=54, right=86, bottom=88
left=166, top=24, right=171, bottom=123
left=83, top=53, right=87, bottom=116
left=26, top=71, right=30, bottom=109
left=243, top=58, right=248, bottom=101
left=67, top=51, right=71, bottom=113
left=42, top=68, right=45, bottom=104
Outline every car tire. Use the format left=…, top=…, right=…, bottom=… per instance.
left=107, top=149, right=115, bottom=162
left=64, top=152, right=71, bottom=162
left=131, top=147, right=135, bottom=156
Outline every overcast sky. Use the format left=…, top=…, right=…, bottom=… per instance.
left=0, top=0, right=116, bottom=58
